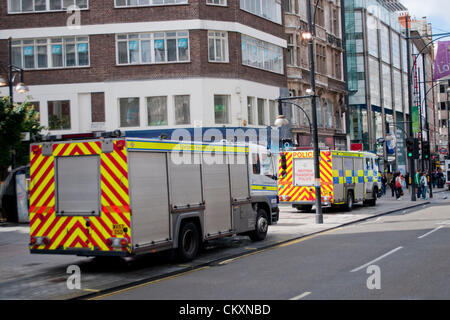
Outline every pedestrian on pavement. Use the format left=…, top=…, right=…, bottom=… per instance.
left=405, top=172, right=410, bottom=191
left=415, top=169, right=422, bottom=199
left=437, top=169, right=444, bottom=188
left=395, top=172, right=404, bottom=200
left=432, top=170, right=438, bottom=188
left=420, top=172, right=428, bottom=200
left=381, top=173, right=387, bottom=196
left=390, top=172, right=396, bottom=198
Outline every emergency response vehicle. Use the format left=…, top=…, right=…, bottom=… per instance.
left=28, top=133, right=278, bottom=261
left=278, top=150, right=380, bottom=211
left=445, top=160, right=450, bottom=190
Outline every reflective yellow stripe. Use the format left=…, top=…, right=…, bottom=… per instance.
left=251, top=185, right=277, bottom=191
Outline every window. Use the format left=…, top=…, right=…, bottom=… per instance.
left=334, top=51, right=341, bottom=80
left=240, top=0, right=281, bottom=24
left=207, top=0, right=226, bottom=5
left=269, top=100, right=277, bottom=126
left=247, top=97, right=255, bottom=125
left=382, top=63, right=392, bottom=109
left=208, top=31, right=228, bottom=63
left=331, top=8, right=339, bottom=37
left=115, top=0, right=187, bottom=6
left=441, top=102, right=447, bottom=110
left=283, top=0, right=291, bottom=13
left=315, top=0, right=324, bottom=27
left=119, top=97, right=140, bottom=127
left=257, top=98, right=265, bottom=125
left=214, top=95, right=230, bottom=124
left=48, top=100, right=71, bottom=130
left=325, top=99, right=333, bottom=128
left=316, top=98, right=323, bottom=127
left=11, top=37, right=89, bottom=69
left=117, top=32, right=189, bottom=65
left=147, top=96, right=168, bottom=126
left=8, top=0, right=88, bottom=13
left=241, top=35, right=283, bottom=74
left=174, top=95, right=190, bottom=125
left=316, top=44, right=326, bottom=74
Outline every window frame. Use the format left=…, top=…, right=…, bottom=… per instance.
left=8, top=0, right=89, bottom=14
left=208, top=31, right=229, bottom=63
left=119, top=97, right=141, bottom=128
left=146, top=96, right=168, bottom=127
left=116, top=31, right=190, bottom=65
left=239, top=0, right=282, bottom=25
left=11, top=37, right=90, bottom=70
left=114, top=0, right=187, bottom=8
left=174, top=95, right=191, bottom=125
left=206, top=0, right=227, bottom=6
left=214, top=94, right=231, bottom=124
left=47, top=100, right=72, bottom=131
left=241, top=34, right=284, bottom=74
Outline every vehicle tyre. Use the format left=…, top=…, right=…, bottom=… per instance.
left=177, top=222, right=200, bottom=262
left=344, top=191, right=354, bottom=212
left=371, top=189, right=378, bottom=206
left=249, top=208, right=269, bottom=241
left=295, top=205, right=313, bottom=212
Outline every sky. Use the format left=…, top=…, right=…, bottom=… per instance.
left=401, top=0, right=450, bottom=40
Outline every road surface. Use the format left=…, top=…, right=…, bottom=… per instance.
left=96, top=204, right=450, bottom=300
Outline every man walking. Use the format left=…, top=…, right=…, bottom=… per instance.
left=420, top=172, right=428, bottom=200
left=415, top=169, right=422, bottom=199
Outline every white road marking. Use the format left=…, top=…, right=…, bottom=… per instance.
left=290, top=292, right=311, bottom=300
left=350, top=247, right=403, bottom=273
left=417, top=226, right=444, bottom=239
left=0, top=226, right=30, bottom=234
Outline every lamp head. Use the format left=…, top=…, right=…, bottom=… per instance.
left=301, top=32, right=313, bottom=41
left=15, top=82, right=29, bottom=94
left=0, top=76, right=7, bottom=87
left=274, top=115, right=289, bottom=128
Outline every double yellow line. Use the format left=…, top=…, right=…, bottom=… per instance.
left=88, top=227, right=342, bottom=300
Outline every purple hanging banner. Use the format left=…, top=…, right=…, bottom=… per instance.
left=434, top=41, right=450, bottom=81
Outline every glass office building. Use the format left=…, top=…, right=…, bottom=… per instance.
left=345, top=0, right=410, bottom=172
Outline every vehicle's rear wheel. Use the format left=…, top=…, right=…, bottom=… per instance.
left=177, top=222, right=200, bottom=262
left=370, top=189, right=378, bottom=206
left=249, top=208, right=269, bottom=241
left=344, top=191, right=354, bottom=212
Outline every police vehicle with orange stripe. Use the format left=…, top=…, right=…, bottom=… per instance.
left=28, top=132, right=277, bottom=261
left=278, top=150, right=380, bottom=212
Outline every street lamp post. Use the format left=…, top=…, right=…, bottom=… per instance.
left=0, top=38, right=29, bottom=105
left=0, top=38, right=30, bottom=170
left=305, top=0, right=322, bottom=224
left=405, top=15, right=417, bottom=202
left=275, top=0, right=323, bottom=224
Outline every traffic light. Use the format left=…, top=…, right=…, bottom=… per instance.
left=423, top=141, right=430, bottom=160
left=406, top=137, right=420, bottom=159
left=406, top=137, right=414, bottom=159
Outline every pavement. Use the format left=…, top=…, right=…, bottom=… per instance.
left=0, top=187, right=448, bottom=300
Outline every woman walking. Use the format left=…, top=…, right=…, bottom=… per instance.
left=395, top=173, right=404, bottom=200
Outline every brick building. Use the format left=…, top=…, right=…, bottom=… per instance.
left=0, top=0, right=287, bottom=141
